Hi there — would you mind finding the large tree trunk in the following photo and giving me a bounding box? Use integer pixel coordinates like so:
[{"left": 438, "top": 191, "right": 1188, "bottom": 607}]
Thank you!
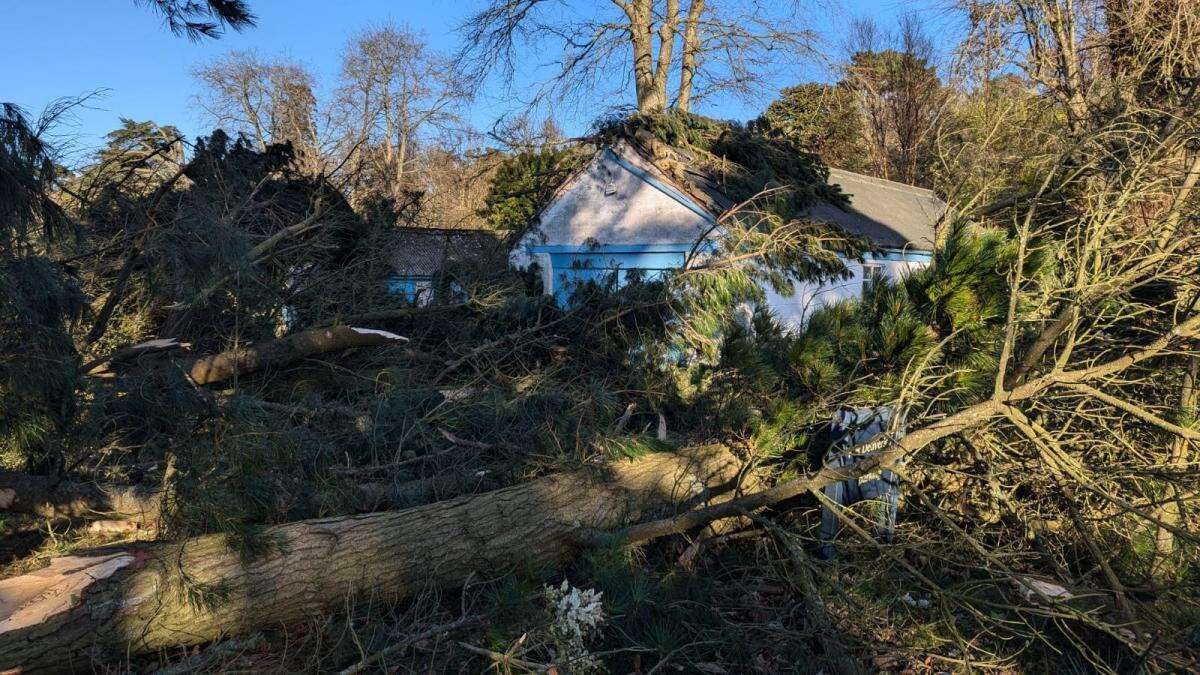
[
  {"left": 187, "top": 325, "right": 407, "bottom": 385},
  {"left": 676, "top": 0, "right": 705, "bottom": 113},
  {"left": 623, "top": 0, "right": 665, "bottom": 113},
  {"left": 0, "top": 445, "right": 746, "bottom": 672},
  {"left": 652, "top": 0, "right": 680, "bottom": 109},
  {"left": 0, "top": 471, "right": 162, "bottom": 526}
]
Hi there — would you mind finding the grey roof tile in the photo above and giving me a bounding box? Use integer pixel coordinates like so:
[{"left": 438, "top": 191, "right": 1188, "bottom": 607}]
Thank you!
[{"left": 806, "top": 169, "right": 943, "bottom": 251}]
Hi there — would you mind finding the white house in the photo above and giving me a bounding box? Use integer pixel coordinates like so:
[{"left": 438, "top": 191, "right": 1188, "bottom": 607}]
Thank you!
[{"left": 510, "top": 137, "right": 945, "bottom": 330}]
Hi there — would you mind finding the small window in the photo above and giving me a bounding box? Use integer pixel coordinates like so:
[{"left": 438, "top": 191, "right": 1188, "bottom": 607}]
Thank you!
[{"left": 862, "top": 263, "right": 885, "bottom": 294}]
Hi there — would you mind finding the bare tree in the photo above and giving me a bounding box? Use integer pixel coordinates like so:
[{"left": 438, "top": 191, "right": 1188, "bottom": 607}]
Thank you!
[
  {"left": 192, "top": 51, "right": 323, "bottom": 172},
  {"left": 953, "top": 0, "right": 1108, "bottom": 136},
  {"left": 842, "top": 16, "right": 945, "bottom": 185},
  {"left": 456, "top": 0, "right": 818, "bottom": 115},
  {"left": 335, "top": 25, "right": 470, "bottom": 205}
]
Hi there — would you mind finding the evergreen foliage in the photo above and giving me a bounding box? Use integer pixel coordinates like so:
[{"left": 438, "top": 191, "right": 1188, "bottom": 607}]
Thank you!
[
  {"left": 0, "top": 103, "right": 71, "bottom": 253},
  {"left": 478, "top": 146, "right": 585, "bottom": 232},
  {"left": 0, "top": 258, "right": 86, "bottom": 469},
  {"left": 139, "top": 0, "right": 256, "bottom": 40},
  {"left": 0, "top": 104, "right": 85, "bottom": 469},
  {"left": 753, "top": 83, "right": 868, "bottom": 172},
  {"left": 78, "top": 118, "right": 184, "bottom": 209}
]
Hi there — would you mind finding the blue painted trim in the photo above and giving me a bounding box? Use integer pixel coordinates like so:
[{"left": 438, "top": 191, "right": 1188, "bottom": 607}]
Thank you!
[
  {"left": 387, "top": 275, "right": 433, "bottom": 300},
  {"left": 869, "top": 249, "right": 934, "bottom": 262},
  {"left": 548, "top": 251, "right": 688, "bottom": 271},
  {"left": 603, "top": 148, "right": 718, "bottom": 225},
  {"left": 530, "top": 243, "right": 928, "bottom": 262},
  {"left": 530, "top": 242, "right": 705, "bottom": 254}
]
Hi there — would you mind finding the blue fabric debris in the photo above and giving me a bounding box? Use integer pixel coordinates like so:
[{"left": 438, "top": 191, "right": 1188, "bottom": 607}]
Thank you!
[{"left": 819, "top": 406, "right": 905, "bottom": 558}]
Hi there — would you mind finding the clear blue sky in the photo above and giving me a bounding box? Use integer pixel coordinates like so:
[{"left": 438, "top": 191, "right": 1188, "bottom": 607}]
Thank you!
[{"left": 3, "top": 0, "right": 951, "bottom": 162}]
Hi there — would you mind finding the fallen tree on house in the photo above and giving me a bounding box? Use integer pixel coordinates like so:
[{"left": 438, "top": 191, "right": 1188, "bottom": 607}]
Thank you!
[
  {"left": 84, "top": 325, "right": 409, "bottom": 385},
  {"left": 0, "top": 444, "right": 748, "bottom": 672}
]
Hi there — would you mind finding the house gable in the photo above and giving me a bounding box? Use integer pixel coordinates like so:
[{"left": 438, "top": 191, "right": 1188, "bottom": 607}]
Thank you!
[{"left": 510, "top": 140, "right": 715, "bottom": 269}]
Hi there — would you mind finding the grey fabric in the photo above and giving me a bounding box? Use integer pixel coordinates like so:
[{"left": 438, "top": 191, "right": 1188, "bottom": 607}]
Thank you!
[{"left": 820, "top": 406, "right": 905, "bottom": 558}]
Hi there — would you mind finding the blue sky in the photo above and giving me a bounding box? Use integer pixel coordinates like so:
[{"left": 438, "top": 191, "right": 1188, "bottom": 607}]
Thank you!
[{"left": 3, "top": 0, "right": 951, "bottom": 162}]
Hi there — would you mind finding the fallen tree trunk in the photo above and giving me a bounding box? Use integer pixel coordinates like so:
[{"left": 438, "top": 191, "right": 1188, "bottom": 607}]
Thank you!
[
  {"left": 0, "top": 445, "right": 745, "bottom": 672},
  {"left": 0, "top": 471, "right": 162, "bottom": 526},
  {"left": 187, "top": 325, "right": 409, "bottom": 385},
  {"left": 605, "top": 312, "right": 1200, "bottom": 548},
  {"left": 85, "top": 326, "right": 409, "bottom": 385}
]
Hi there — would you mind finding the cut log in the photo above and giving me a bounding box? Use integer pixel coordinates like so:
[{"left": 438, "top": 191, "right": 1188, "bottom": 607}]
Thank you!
[{"left": 0, "top": 445, "right": 745, "bottom": 672}]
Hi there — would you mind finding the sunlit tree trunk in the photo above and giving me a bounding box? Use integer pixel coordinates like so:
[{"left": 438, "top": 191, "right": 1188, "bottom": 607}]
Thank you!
[
  {"left": 0, "top": 446, "right": 746, "bottom": 672},
  {"left": 1153, "top": 355, "right": 1198, "bottom": 577},
  {"left": 676, "top": 0, "right": 705, "bottom": 113}
]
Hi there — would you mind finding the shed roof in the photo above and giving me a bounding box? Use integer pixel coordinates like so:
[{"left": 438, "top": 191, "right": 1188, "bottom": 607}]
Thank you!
[
  {"left": 808, "top": 169, "right": 944, "bottom": 252},
  {"left": 390, "top": 227, "right": 505, "bottom": 278}
]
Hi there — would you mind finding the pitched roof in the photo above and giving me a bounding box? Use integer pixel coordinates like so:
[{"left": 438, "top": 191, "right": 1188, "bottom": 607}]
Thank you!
[
  {"left": 390, "top": 227, "right": 505, "bottom": 278},
  {"left": 618, "top": 132, "right": 944, "bottom": 252},
  {"left": 808, "top": 169, "right": 943, "bottom": 251}
]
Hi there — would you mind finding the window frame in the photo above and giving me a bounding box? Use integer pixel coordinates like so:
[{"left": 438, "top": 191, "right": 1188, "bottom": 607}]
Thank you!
[{"left": 862, "top": 262, "right": 886, "bottom": 294}]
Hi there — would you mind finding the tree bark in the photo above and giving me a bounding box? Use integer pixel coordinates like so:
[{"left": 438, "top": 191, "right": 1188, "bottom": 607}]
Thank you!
[
  {"left": 1153, "top": 354, "right": 1199, "bottom": 576},
  {"left": 676, "top": 0, "right": 705, "bottom": 113},
  {"left": 186, "top": 325, "right": 407, "bottom": 386},
  {"left": 0, "top": 471, "right": 162, "bottom": 526},
  {"left": 622, "top": 0, "right": 664, "bottom": 113},
  {"left": 604, "top": 312, "right": 1200, "bottom": 547},
  {"left": 652, "top": 0, "right": 680, "bottom": 110},
  {"left": 0, "top": 445, "right": 746, "bottom": 672}
]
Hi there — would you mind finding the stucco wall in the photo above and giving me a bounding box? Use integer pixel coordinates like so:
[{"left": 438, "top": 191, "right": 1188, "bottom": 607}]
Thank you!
[{"left": 762, "top": 255, "right": 930, "bottom": 331}]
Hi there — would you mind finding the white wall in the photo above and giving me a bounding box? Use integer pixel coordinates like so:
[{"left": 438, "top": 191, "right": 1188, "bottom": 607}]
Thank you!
[
  {"left": 763, "top": 256, "right": 929, "bottom": 332},
  {"left": 511, "top": 142, "right": 714, "bottom": 268}
]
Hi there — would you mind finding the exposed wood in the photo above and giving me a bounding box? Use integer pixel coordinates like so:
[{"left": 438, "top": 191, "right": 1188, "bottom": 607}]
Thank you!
[
  {"left": 82, "top": 337, "right": 191, "bottom": 376},
  {"left": 0, "top": 445, "right": 746, "bottom": 672}
]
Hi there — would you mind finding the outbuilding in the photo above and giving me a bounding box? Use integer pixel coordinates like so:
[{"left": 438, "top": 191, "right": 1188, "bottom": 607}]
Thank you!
[{"left": 510, "top": 135, "right": 946, "bottom": 329}]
